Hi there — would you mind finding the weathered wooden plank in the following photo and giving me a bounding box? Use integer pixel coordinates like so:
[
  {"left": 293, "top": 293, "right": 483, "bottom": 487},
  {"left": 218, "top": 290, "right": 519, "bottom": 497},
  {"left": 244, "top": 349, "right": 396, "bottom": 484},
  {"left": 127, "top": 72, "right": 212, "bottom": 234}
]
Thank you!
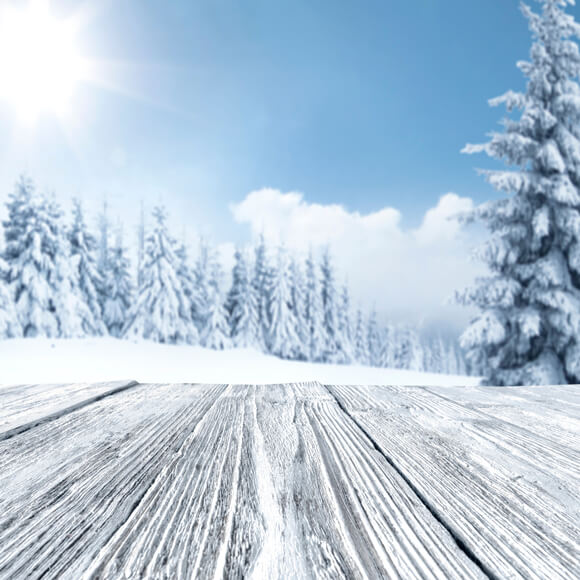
[
  {"left": 288, "top": 384, "right": 484, "bottom": 579},
  {"left": 83, "top": 383, "right": 483, "bottom": 579},
  {"left": 0, "top": 382, "right": 578, "bottom": 579},
  {"left": 0, "top": 380, "right": 139, "bottom": 440},
  {"left": 328, "top": 384, "right": 580, "bottom": 580},
  {"left": 421, "top": 384, "right": 580, "bottom": 449},
  {"left": 0, "top": 382, "right": 226, "bottom": 579}
]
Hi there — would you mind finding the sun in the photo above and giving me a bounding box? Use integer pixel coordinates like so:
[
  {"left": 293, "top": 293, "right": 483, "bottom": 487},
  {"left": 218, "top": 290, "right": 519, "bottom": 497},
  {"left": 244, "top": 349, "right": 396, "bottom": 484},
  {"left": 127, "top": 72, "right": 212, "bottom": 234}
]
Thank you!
[{"left": 0, "top": 0, "right": 87, "bottom": 124}]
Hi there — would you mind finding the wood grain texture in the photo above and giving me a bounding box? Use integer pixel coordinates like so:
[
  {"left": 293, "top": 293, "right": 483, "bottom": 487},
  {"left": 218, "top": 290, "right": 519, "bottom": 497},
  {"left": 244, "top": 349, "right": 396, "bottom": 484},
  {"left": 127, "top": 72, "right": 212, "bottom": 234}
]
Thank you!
[
  {"left": 0, "top": 382, "right": 578, "bottom": 579},
  {"left": 328, "top": 384, "right": 580, "bottom": 580}
]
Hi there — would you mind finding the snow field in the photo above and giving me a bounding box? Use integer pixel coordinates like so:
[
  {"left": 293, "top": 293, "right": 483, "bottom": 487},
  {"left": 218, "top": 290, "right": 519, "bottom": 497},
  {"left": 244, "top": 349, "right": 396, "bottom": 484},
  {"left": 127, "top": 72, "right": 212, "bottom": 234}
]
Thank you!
[{"left": 0, "top": 337, "right": 480, "bottom": 387}]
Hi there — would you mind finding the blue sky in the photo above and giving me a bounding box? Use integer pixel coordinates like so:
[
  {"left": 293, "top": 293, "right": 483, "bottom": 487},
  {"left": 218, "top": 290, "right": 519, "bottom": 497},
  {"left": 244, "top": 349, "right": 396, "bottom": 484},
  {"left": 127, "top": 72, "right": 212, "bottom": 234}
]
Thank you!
[
  {"left": 0, "top": 0, "right": 552, "bottom": 227},
  {"left": 1, "top": 0, "right": 578, "bottom": 327}
]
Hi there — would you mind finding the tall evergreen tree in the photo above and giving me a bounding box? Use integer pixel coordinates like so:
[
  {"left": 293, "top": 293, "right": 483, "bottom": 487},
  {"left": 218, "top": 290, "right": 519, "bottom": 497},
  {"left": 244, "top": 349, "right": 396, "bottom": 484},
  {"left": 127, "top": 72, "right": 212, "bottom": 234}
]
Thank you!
[
  {"left": 3, "top": 177, "right": 57, "bottom": 337},
  {"left": 200, "top": 253, "right": 231, "bottom": 349},
  {"left": 428, "top": 334, "right": 446, "bottom": 374},
  {"left": 175, "top": 241, "right": 200, "bottom": 345},
  {"left": 252, "top": 234, "right": 271, "bottom": 348},
  {"left": 252, "top": 233, "right": 269, "bottom": 349},
  {"left": 353, "top": 307, "right": 368, "bottom": 364},
  {"left": 225, "top": 246, "right": 245, "bottom": 321},
  {"left": 192, "top": 236, "right": 213, "bottom": 334},
  {"left": 226, "top": 246, "right": 259, "bottom": 347},
  {"left": 366, "top": 307, "right": 381, "bottom": 367},
  {"left": 267, "top": 245, "right": 300, "bottom": 358},
  {"left": 52, "top": 228, "right": 96, "bottom": 339},
  {"left": 389, "top": 324, "right": 422, "bottom": 371},
  {"left": 379, "top": 323, "right": 394, "bottom": 368},
  {"left": 304, "top": 248, "right": 325, "bottom": 361},
  {"left": 459, "top": 0, "right": 580, "bottom": 385},
  {"left": 2, "top": 178, "right": 88, "bottom": 337},
  {"left": 137, "top": 200, "right": 145, "bottom": 289},
  {"left": 336, "top": 283, "right": 354, "bottom": 363},
  {"left": 288, "top": 255, "right": 308, "bottom": 359},
  {"left": 103, "top": 231, "right": 133, "bottom": 337},
  {"left": 320, "top": 248, "right": 343, "bottom": 362},
  {"left": 0, "top": 257, "right": 21, "bottom": 338},
  {"left": 407, "top": 326, "right": 425, "bottom": 371},
  {"left": 98, "top": 199, "right": 109, "bottom": 277},
  {"left": 124, "top": 206, "right": 195, "bottom": 344},
  {"left": 69, "top": 198, "right": 107, "bottom": 335}
]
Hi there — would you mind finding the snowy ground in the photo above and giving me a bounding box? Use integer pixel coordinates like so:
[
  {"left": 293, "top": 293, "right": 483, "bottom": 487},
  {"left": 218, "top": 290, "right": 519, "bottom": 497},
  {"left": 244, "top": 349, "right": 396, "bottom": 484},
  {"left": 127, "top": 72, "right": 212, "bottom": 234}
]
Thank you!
[
  {"left": 0, "top": 380, "right": 578, "bottom": 578},
  {"left": 0, "top": 337, "right": 480, "bottom": 386}
]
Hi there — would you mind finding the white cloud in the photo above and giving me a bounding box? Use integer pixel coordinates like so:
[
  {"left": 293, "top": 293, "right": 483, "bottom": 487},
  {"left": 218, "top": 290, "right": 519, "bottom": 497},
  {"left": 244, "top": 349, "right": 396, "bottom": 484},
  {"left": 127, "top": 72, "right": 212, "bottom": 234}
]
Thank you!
[
  {"left": 230, "top": 188, "right": 484, "bottom": 330},
  {"left": 413, "top": 193, "right": 474, "bottom": 246}
]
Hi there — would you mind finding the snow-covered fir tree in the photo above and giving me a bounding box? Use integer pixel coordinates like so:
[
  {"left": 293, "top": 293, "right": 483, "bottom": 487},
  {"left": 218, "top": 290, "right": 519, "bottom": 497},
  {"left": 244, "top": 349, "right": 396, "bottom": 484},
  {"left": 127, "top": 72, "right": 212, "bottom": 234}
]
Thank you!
[
  {"left": 366, "top": 307, "right": 382, "bottom": 367},
  {"left": 175, "top": 241, "right": 200, "bottom": 345},
  {"left": 288, "top": 255, "right": 308, "bottom": 360},
  {"left": 200, "top": 252, "right": 231, "bottom": 350},
  {"left": 137, "top": 200, "right": 145, "bottom": 289},
  {"left": 459, "top": 0, "right": 580, "bottom": 385},
  {"left": 320, "top": 248, "right": 346, "bottom": 362},
  {"left": 336, "top": 283, "right": 354, "bottom": 363},
  {"left": 69, "top": 198, "right": 107, "bottom": 335},
  {"left": 353, "top": 307, "right": 368, "bottom": 364},
  {"left": 251, "top": 233, "right": 269, "bottom": 349},
  {"left": 124, "top": 206, "right": 196, "bottom": 344},
  {"left": 426, "top": 334, "right": 446, "bottom": 374},
  {"left": 379, "top": 323, "right": 394, "bottom": 368},
  {"left": 98, "top": 199, "right": 109, "bottom": 278},
  {"left": 390, "top": 325, "right": 424, "bottom": 371},
  {"left": 103, "top": 231, "right": 133, "bottom": 337},
  {"left": 3, "top": 177, "right": 58, "bottom": 337},
  {"left": 266, "top": 245, "right": 300, "bottom": 358},
  {"left": 2, "top": 178, "right": 89, "bottom": 338},
  {"left": 52, "top": 233, "right": 97, "bottom": 339},
  {"left": 407, "top": 326, "right": 425, "bottom": 371},
  {"left": 0, "top": 256, "right": 21, "bottom": 338},
  {"left": 304, "top": 248, "right": 325, "bottom": 361},
  {"left": 226, "top": 246, "right": 243, "bottom": 317},
  {"left": 226, "top": 246, "right": 259, "bottom": 347},
  {"left": 192, "top": 236, "right": 213, "bottom": 335}
]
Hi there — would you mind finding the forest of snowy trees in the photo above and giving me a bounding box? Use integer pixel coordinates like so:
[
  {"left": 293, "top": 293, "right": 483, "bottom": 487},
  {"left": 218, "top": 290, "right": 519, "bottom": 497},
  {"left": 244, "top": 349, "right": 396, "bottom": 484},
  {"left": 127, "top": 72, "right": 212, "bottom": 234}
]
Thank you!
[{"left": 0, "top": 175, "right": 467, "bottom": 375}]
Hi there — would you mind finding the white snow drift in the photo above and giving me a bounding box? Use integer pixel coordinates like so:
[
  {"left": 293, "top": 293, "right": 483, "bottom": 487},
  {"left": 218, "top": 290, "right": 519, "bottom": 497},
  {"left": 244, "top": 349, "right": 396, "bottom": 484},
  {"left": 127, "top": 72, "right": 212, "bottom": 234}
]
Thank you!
[{"left": 0, "top": 337, "right": 480, "bottom": 386}]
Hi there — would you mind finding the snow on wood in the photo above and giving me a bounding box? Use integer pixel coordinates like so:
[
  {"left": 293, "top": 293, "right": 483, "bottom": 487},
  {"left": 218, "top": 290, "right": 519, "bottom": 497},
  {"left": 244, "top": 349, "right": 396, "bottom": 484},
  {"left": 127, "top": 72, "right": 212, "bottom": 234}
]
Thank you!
[
  {"left": 329, "top": 384, "right": 580, "bottom": 579},
  {"left": 0, "top": 380, "right": 138, "bottom": 440},
  {"left": 0, "top": 382, "right": 578, "bottom": 579}
]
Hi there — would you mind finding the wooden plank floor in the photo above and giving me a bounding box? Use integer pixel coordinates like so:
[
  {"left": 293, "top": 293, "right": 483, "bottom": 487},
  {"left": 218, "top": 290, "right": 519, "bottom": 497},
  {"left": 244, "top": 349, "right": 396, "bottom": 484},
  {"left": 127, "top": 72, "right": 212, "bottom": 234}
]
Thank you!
[{"left": 0, "top": 382, "right": 578, "bottom": 579}]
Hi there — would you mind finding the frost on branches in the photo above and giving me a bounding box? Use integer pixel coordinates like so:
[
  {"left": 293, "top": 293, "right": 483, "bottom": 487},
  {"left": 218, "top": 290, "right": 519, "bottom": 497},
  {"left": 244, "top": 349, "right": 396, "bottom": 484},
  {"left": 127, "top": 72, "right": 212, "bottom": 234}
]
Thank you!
[{"left": 459, "top": 0, "right": 580, "bottom": 385}]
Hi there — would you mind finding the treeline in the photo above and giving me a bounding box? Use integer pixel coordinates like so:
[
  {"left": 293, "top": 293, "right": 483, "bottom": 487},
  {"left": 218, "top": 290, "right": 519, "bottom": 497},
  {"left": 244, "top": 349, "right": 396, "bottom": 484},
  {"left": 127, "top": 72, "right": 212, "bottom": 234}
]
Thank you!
[{"left": 0, "top": 176, "right": 468, "bottom": 375}]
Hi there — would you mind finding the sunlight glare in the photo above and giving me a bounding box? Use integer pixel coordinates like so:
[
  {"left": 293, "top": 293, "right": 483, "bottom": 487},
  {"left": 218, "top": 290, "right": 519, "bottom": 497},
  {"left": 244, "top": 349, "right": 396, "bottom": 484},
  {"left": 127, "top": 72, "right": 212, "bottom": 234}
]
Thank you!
[{"left": 0, "top": 0, "right": 87, "bottom": 124}]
